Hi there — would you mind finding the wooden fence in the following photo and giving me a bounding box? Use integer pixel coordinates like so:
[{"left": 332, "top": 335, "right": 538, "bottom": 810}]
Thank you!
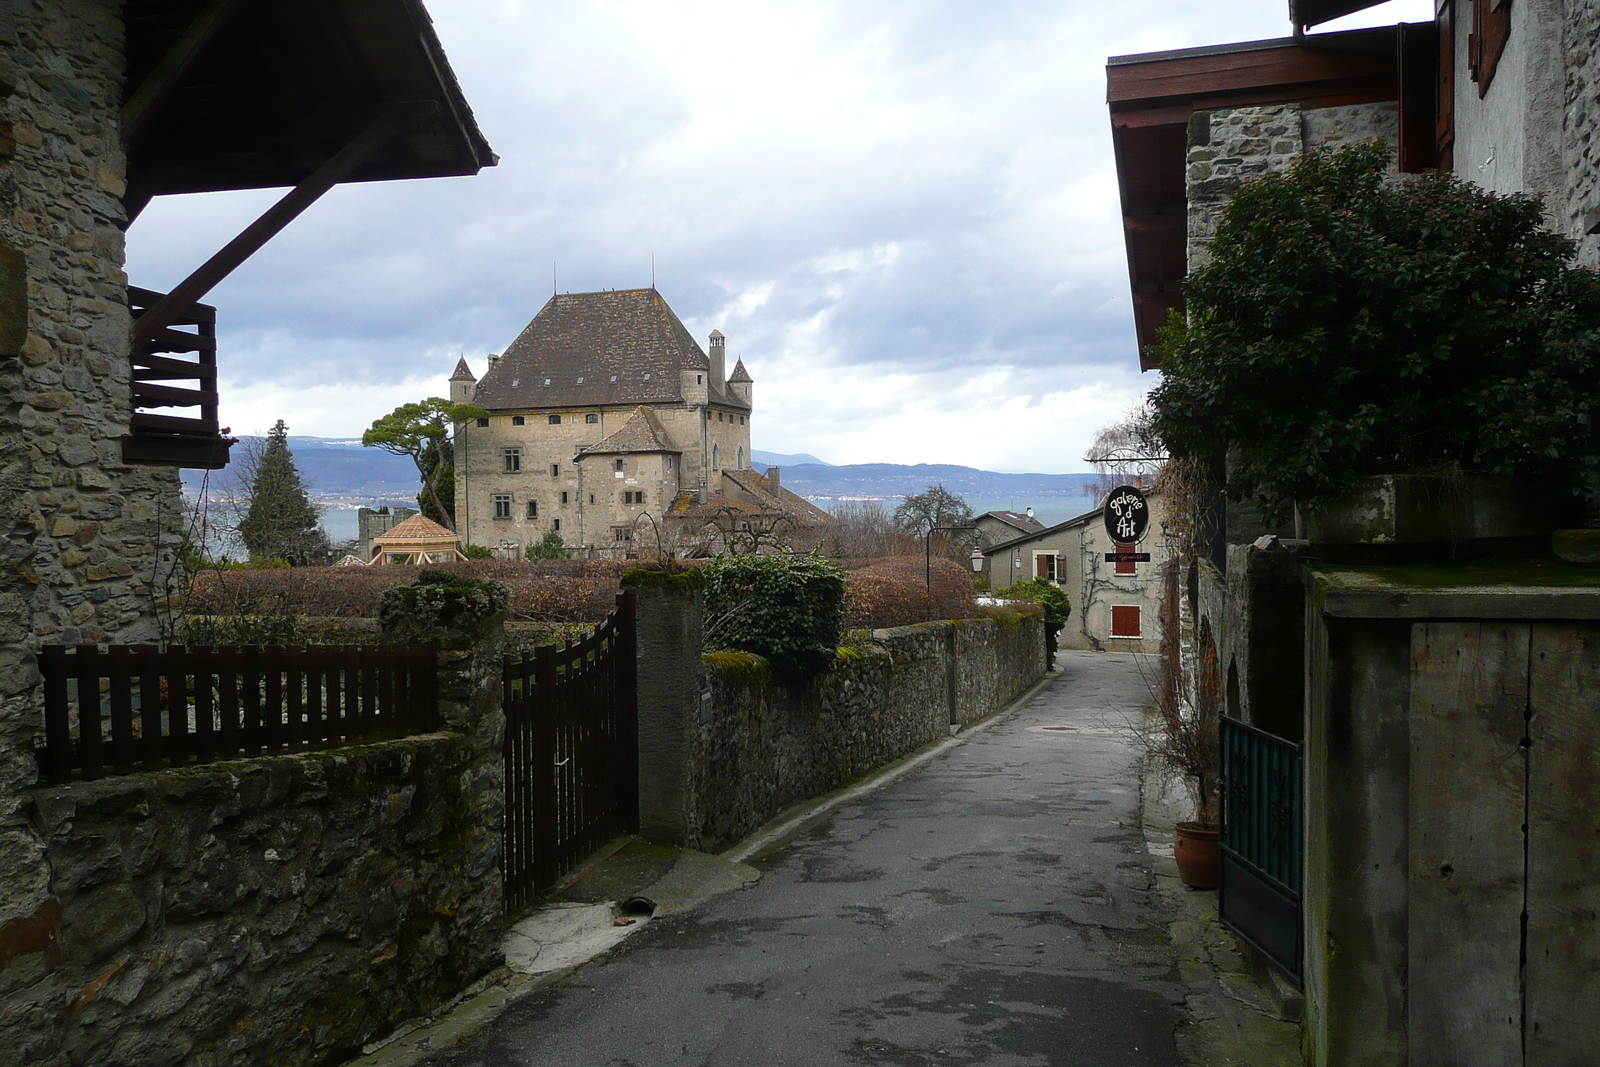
[
  {"left": 502, "top": 592, "right": 637, "bottom": 912},
  {"left": 37, "top": 643, "right": 439, "bottom": 784}
]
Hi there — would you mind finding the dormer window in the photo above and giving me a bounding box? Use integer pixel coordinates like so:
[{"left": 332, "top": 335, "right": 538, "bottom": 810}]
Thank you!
[
  {"left": 643, "top": 373, "right": 651, "bottom": 381},
  {"left": 610, "top": 375, "right": 617, "bottom": 382},
  {"left": 576, "top": 377, "right": 584, "bottom": 384},
  {"left": 543, "top": 379, "right": 551, "bottom": 386}
]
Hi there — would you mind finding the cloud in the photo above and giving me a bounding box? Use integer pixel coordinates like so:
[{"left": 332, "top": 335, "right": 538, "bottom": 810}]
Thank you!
[{"left": 124, "top": 0, "right": 1431, "bottom": 472}]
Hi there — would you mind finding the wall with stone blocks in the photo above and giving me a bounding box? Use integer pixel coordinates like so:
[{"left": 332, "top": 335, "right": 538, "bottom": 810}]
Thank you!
[
  {"left": 0, "top": 735, "right": 503, "bottom": 1067},
  {"left": 682, "top": 612, "right": 1045, "bottom": 852}
]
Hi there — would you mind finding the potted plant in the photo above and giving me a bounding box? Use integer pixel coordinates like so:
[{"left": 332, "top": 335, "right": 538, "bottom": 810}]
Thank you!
[{"left": 1149, "top": 143, "right": 1600, "bottom": 536}]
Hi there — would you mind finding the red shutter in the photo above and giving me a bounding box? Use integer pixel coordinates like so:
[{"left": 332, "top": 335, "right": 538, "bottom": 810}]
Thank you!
[
  {"left": 1115, "top": 542, "right": 1137, "bottom": 575},
  {"left": 1111, "top": 605, "right": 1141, "bottom": 638}
]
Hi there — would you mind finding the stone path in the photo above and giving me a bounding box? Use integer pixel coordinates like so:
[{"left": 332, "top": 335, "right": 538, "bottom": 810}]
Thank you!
[{"left": 424, "top": 651, "right": 1194, "bottom": 1066}]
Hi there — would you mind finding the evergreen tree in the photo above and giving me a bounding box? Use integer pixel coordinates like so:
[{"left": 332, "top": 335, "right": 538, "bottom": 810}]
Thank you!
[
  {"left": 418, "top": 435, "right": 455, "bottom": 527},
  {"left": 238, "top": 421, "right": 329, "bottom": 565}
]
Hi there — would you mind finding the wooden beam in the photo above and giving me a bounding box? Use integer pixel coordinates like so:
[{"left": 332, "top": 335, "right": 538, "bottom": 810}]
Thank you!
[
  {"left": 120, "top": 0, "right": 250, "bottom": 152},
  {"left": 130, "top": 103, "right": 438, "bottom": 352}
]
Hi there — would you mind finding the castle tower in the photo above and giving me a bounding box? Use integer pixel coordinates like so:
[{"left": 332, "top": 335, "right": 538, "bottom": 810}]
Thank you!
[
  {"left": 728, "top": 357, "right": 753, "bottom": 408},
  {"left": 449, "top": 356, "right": 477, "bottom": 404}
]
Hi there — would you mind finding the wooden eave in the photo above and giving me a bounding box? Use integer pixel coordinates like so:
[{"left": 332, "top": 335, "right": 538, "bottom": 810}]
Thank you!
[
  {"left": 1107, "top": 26, "right": 1400, "bottom": 372},
  {"left": 122, "top": 0, "right": 496, "bottom": 210}
]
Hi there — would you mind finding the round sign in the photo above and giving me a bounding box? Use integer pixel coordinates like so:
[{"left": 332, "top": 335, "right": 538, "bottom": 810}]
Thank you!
[{"left": 1103, "top": 485, "right": 1149, "bottom": 544}]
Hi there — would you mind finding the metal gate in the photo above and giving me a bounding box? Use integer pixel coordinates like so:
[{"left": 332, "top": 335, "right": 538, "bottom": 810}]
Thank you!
[
  {"left": 1219, "top": 714, "right": 1303, "bottom": 979},
  {"left": 502, "top": 592, "right": 637, "bottom": 912}
]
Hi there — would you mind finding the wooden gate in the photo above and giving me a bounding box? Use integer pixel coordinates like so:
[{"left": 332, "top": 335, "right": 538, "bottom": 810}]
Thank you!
[{"left": 502, "top": 592, "right": 638, "bottom": 912}]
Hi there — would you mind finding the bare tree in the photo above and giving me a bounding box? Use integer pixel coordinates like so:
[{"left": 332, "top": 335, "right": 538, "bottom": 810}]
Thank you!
[
  {"left": 825, "top": 500, "right": 917, "bottom": 559},
  {"left": 708, "top": 501, "right": 799, "bottom": 555},
  {"left": 1083, "top": 402, "right": 1168, "bottom": 505}
]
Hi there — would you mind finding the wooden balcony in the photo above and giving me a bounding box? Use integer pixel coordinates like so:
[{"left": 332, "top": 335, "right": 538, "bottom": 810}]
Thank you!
[{"left": 120, "top": 285, "right": 234, "bottom": 469}]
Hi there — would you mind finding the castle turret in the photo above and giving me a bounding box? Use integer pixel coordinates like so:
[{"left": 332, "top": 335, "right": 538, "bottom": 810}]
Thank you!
[
  {"left": 449, "top": 357, "right": 477, "bottom": 404},
  {"left": 728, "top": 357, "right": 752, "bottom": 408},
  {"left": 708, "top": 330, "right": 726, "bottom": 397}
]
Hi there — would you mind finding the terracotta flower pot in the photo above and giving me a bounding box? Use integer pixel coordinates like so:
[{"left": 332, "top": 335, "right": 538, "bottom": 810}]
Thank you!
[{"left": 1174, "top": 821, "right": 1220, "bottom": 889}]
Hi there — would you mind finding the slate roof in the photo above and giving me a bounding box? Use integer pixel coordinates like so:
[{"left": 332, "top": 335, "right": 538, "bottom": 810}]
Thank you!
[
  {"left": 978, "top": 510, "right": 1046, "bottom": 535},
  {"left": 719, "top": 469, "right": 834, "bottom": 524},
  {"left": 577, "top": 407, "right": 680, "bottom": 456},
  {"left": 473, "top": 288, "right": 744, "bottom": 411},
  {"left": 449, "top": 357, "right": 476, "bottom": 382},
  {"left": 729, "top": 358, "right": 753, "bottom": 383}
]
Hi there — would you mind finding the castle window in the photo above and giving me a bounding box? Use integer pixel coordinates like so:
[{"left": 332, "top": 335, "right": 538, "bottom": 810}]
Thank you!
[
  {"left": 548, "top": 414, "right": 561, "bottom": 425},
  {"left": 586, "top": 413, "right": 598, "bottom": 424},
  {"left": 737, "top": 446, "right": 744, "bottom": 469},
  {"left": 697, "top": 375, "right": 703, "bottom": 384},
  {"left": 526, "top": 500, "right": 538, "bottom": 519},
  {"left": 624, "top": 491, "right": 645, "bottom": 505},
  {"left": 614, "top": 458, "right": 624, "bottom": 472},
  {"left": 740, "top": 416, "right": 746, "bottom": 425},
  {"left": 613, "top": 526, "right": 627, "bottom": 541},
  {"left": 553, "top": 518, "right": 561, "bottom": 531},
  {"left": 476, "top": 418, "right": 489, "bottom": 428},
  {"left": 712, "top": 444, "right": 720, "bottom": 469},
  {"left": 492, "top": 494, "right": 511, "bottom": 520},
  {"left": 512, "top": 415, "right": 525, "bottom": 426},
  {"left": 589, "top": 493, "right": 595, "bottom": 504},
  {"left": 551, "top": 463, "right": 559, "bottom": 477},
  {"left": 561, "top": 491, "right": 569, "bottom": 504},
  {"left": 502, "top": 448, "right": 520, "bottom": 472},
  {"left": 717, "top": 412, "right": 723, "bottom": 422}
]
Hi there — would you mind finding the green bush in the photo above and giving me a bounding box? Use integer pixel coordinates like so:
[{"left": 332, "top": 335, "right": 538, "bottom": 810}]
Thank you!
[
  {"left": 461, "top": 543, "right": 493, "bottom": 559},
  {"left": 1150, "top": 142, "right": 1600, "bottom": 523},
  {"left": 703, "top": 554, "right": 846, "bottom": 678},
  {"left": 996, "top": 578, "right": 1070, "bottom": 668},
  {"left": 526, "top": 530, "right": 567, "bottom": 561}
]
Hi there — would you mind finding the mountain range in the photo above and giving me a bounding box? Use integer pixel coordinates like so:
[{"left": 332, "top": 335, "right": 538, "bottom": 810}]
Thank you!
[{"left": 183, "top": 439, "right": 1103, "bottom": 527}]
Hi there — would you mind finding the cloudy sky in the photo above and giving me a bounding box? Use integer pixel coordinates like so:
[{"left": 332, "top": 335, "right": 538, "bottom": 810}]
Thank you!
[{"left": 126, "top": 0, "right": 1429, "bottom": 474}]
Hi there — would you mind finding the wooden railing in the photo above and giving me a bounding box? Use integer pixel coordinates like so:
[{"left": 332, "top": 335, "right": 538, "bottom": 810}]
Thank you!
[
  {"left": 120, "top": 285, "right": 233, "bottom": 469},
  {"left": 36, "top": 643, "right": 439, "bottom": 784},
  {"left": 502, "top": 593, "right": 637, "bottom": 911}
]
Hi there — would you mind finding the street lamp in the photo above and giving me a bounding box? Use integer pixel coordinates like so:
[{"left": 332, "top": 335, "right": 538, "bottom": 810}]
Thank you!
[{"left": 969, "top": 545, "right": 984, "bottom": 573}]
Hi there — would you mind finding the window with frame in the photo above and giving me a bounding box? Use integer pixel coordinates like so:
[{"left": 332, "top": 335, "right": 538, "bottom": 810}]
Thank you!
[
  {"left": 613, "top": 526, "right": 627, "bottom": 541},
  {"left": 1110, "top": 605, "right": 1142, "bottom": 638},
  {"left": 525, "top": 500, "right": 538, "bottom": 519},
  {"left": 586, "top": 413, "right": 598, "bottom": 424},
  {"left": 614, "top": 458, "right": 624, "bottom": 472},
  {"left": 492, "top": 494, "right": 512, "bottom": 520},
  {"left": 560, "top": 491, "right": 569, "bottom": 504},
  {"left": 512, "top": 415, "right": 525, "bottom": 426},
  {"left": 476, "top": 417, "right": 489, "bottom": 428},
  {"left": 502, "top": 448, "right": 521, "bottom": 473},
  {"left": 588, "top": 493, "right": 595, "bottom": 504},
  {"left": 550, "top": 463, "right": 560, "bottom": 477},
  {"left": 552, "top": 518, "right": 561, "bottom": 531},
  {"left": 1034, "top": 552, "right": 1058, "bottom": 582},
  {"left": 624, "top": 491, "right": 645, "bottom": 505},
  {"left": 548, "top": 414, "right": 561, "bottom": 425},
  {"left": 1115, "top": 542, "right": 1136, "bottom": 575}
]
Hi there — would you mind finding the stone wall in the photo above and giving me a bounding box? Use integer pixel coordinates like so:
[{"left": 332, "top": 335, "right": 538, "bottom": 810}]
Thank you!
[
  {"left": 1564, "top": 0, "right": 1600, "bottom": 266},
  {"left": 2, "top": 735, "right": 498, "bottom": 1067},
  {"left": 0, "top": 577, "right": 508, "bottom": 1067},
  {"left": 681, "top": 612, "right": 1045, "bottom": 852}
]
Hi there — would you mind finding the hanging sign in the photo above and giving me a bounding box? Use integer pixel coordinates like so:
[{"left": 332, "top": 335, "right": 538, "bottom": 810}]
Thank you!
[{"left": 1102, "top": 485, "right": 1151, "bottom": 563}]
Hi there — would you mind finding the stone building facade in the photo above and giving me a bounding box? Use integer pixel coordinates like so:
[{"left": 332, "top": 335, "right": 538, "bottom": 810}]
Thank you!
[{"left": 451, "top": 288, "right": 757, "bottom": 554}]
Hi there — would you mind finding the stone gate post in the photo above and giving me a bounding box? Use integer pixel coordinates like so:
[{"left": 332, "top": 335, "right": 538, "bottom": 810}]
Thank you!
[{"left": 620, "top": 569, "right": 704, "bottom": 845}]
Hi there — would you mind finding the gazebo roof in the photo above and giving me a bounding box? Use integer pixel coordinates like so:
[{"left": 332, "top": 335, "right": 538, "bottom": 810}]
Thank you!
[{"left": 371, "top": 514, "right": 461, "bottom": 544}]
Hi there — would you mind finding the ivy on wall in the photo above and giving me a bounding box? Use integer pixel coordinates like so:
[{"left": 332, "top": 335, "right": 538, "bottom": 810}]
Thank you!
[{"left": 703, "top": 554, "right": 846, "bottom": 678}]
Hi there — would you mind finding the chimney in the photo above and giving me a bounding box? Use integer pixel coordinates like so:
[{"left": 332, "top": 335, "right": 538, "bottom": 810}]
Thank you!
[
  {"left": 708, "top": 330, "right": 726, "bottom": 396},
  {"left": 767, "top": 465, "right": 780, "bottom": 491}
]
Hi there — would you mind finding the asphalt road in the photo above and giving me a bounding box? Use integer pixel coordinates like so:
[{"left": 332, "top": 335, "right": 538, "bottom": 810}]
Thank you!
[{"left": 431, "top": 651, "right": 1181, "bottom": 1067}]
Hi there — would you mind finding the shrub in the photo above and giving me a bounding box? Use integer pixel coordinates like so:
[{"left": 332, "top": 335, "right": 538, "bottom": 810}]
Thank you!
[
  {"left": 994, "top": 577, "right": 1070, "bottom": 668},
  {"left": 525, "top": 530, "right": 567, "bottom": 561},
  {"left": 1150, "top": 142, "right": 1600, "bottom": 523},
  {"left": 461, "top": 543, "right": 493, "bottom": 559},
  {"left": 843, "top": 556, "right": 978, "bottom": 629},
  {"left": 703, "top": 554, "right": 846, "bottom": 677}
]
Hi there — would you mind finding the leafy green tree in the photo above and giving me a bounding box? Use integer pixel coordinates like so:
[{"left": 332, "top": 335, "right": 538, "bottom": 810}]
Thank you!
[
  {"left": 237, "top": 420, "right": 329, "bottom": 566},
  {"left": 1150, "top": 142, "right": 1600, "bottom": 523},
  {"left": 525, "top": 529, "right": 567, "bottom": 561},
  {"left": 892, "top": 484, "right": 974, "bottom": 537},
  {"left": 362, "top": 398, "right": 486, "bottom": 531}
]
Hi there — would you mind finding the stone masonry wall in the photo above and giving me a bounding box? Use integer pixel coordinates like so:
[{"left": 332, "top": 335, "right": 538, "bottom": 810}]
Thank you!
[
  {"left": 685, "top": 612, "right": 1045, "bottom": 852},
  {"left": 1564, "top": 1, "right": 1600, "bottom": 267},
  {"left": 0, "top": 0, "right": 187, "bottom": 934}
]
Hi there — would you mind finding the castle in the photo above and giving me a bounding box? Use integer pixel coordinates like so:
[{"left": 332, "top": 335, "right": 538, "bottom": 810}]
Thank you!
[{"left": 452, "top": 287, "right": 803, "bottom": 554}]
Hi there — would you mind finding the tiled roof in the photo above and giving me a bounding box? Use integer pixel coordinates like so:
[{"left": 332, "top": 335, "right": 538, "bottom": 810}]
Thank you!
[
  {"left": 728, "top": 358, "right": 752, "bottom": 383},
  {"left": 373, "top": 514, "right": 460, "bottom": 542},
  {"left": 719, "top": 469, "right": 834, "bottom": 524},
  {"left": 450, "top": 357, "right": 476, "bottom": 382},
  {"left": 577, "top": 406, "right": 680, "bottom": 456},
  {"left": 980, "top": 510, "right": 1046, "bottom": 534},
  {"left": 472, "top": 288, "right": 716, "bottom": 411}
]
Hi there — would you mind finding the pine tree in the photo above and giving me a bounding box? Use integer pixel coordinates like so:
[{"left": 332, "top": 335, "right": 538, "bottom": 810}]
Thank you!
[{"left": 238, "top": 421, "right": 329, "bottom": 565}]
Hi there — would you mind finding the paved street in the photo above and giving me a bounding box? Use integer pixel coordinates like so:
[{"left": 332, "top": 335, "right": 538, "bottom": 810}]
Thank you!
[{"left": 432, "top": 651, "right": 1182, "bottom": 1066}]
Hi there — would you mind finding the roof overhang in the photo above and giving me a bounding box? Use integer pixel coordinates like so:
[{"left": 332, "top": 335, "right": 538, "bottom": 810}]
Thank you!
[
  {"left": 1107, "top": 25, "right": 1399, "bottom": 371},
  {"left": 1290, "top": 0, "right": 1393, "bottom": 31},
  {"left": 123, "top": 0, "right": 496, "bottom": 216}
]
